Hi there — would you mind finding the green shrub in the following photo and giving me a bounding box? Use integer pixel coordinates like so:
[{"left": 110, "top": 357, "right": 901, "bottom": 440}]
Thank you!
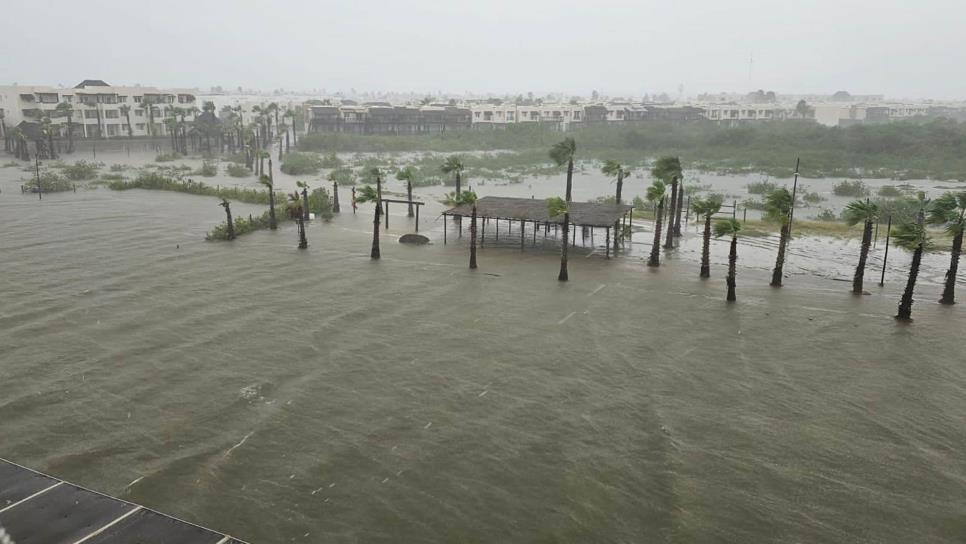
[
  {"left": 802, "top": 191, "right": 825, "bottom": 204},
  {"left": 155, "top": 153, "right": 178, "bottom": 162},
  {"left": 196, "top": 160, "right": 218, "bottom": 177},
  {"left": 742, "top": 199, "right": 766, "bottom": 210},
  {"left": 320, "top": 153, "right": 343, "bottom": 168},
  {"left": 110, "top": 164, "right": 127, "bottom": 172},
  {"left": 224, "top": 152, "right": 247, "bottom": 164},
  {"left": 62, "top": 160, "right": 100, "bottom": 180},
  {"left": 877, "top": 185, "right": 903, "bottom": 197},
  {"left": 110, "top": 172, "right": 275, "bottom": 205},
  {"left": 206, "top": 207, "right": 286, "bottom": 241},
  {"left": 309, "top": 188, "right": 334, "bottom": 221},
  {"left": 746, "top": 180, "right": 778, "bottom": 195},
  {"left": 100, "top": 173, "right": 125, "bottom": 182},
  {"left": 815, "top": 208, "right": 838, "bottom": 221},
  {"left": 832, "top": 179, "right": 869, "bottom": 197},
  {"left": 226, "top": 163, "right": 251, "bottom": 177},
  {"left": 327, "top": 167, "right": 357, "bottom": 186},
  {"left": 280, "top": 152, "right": 323, "bottom": 175},
  {"left": 30, "top": 171, "right": 74, "bottom": 192}
]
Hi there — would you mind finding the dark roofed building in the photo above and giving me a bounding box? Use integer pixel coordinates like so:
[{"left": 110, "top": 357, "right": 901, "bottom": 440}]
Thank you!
[{"left": 74, "top": 79, "right": 111, "bottom": 89}]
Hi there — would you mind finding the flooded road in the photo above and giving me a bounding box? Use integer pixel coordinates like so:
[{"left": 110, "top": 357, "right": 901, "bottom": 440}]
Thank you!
[{"left": 2, "top": 156, "right": 965, "bottom": 543}]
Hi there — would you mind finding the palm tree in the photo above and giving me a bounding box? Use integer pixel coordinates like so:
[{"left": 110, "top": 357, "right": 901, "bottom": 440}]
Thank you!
[
  {"left": 219, "top": 199, "right": 235, "bottom": 240},
  {"left": 692, "top": 195, "right": 723, "bottom": 278},
  {"left": 355, "top": 168, "right": 384, "bottom": 259},
  {"left": 646, "top": 180, "right": 667, "bottom": 267},
  {"left": 259, "top": 172, "right": 278, "bottom": 230},
  {"left": 331, "top": 180, "right": 341, "bottom": 213},
  {"left": 441, "top": 155, "right": 465, "bottom": 196},
  {"left": 119, "top": 104, "right": 133, "bottom": 138},
  {"left": 765, "top": 188, "right": 794, "bottom": 287},
  {"left": 288, "top": 192, "right": 308, "bottom": 249},
  {"left": 396, "top": 166, "right": 418, "bottom": 217},
  {"left": 141, "top": 97, "right": 157, "bottom": 137},
  {"left": 85, "top": 102, "right": 101, "bottom": 139},
  {"left": 652, "top": 156, "right": 682, "bottom": 249},
  {"left": 453, "top": 191, "right": 479, "bottom": 269},
  {"left": 40, "top": 114, "right": 57, "bottom": 160},
  {"left": 286, "top": 107, "right": 299, "bottom": 146},
  {"left": 893, "top": 217, "right": 932, "bottom": 321},
  {"left": 842, "top": 199, "right": 880, "bottom": 294},
  {"left": 602, "top": 159, "right": 631, "bottom": 251},
  {"left": 0, "top": 109, "right": 6, "bottom": 152},
  {"left": 714, "top": 219, "right": 743, "bottom": 302},
  {"left": 549, "top": 137, "right": 577, "bottom": 281},
  {"left": 54, "top": 102, "right": 74, "bottom": 153},
  {"left": 296, "top": 181, "right": 310, "bottom": 221},
  {"left": 927, "top": 191, "right": 966, "bottom": 304}
]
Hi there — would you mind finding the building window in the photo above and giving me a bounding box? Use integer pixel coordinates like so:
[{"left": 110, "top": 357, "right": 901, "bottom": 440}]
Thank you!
[
  {"left": 135, "top": 110, "right": 144, "bottom": 117},
  {"left": 84, "top": 110, "right": 98, "bottom": 119},
  {"left": 105, "top": 110, "right": 119, "bottom": 119},
  {"left": 136, "top": 123, "right": 146, "bottom": 131},
  {"left": 134, "top": 96, "right": 143, "bottom": 103},
  {"left": 118, "top": 96, "right": 128, "bottom": 103}
]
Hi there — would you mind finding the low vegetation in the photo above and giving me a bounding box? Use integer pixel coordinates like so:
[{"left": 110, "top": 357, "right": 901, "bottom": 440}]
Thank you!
[
  {"left": 108, "top": 172, "right": 277, "bottom": 205},
  {"left": 280, "top": 152, "right": 323, "bottom": 175},
  {"left": 832, "top": 179, "right": 870, "bottom": 197},
  {"left": 226, "top": 163, "right": 251, "bottom": 177}
]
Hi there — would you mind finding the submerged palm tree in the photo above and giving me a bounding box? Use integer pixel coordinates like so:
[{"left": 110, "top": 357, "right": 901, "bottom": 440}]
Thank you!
[
  {"left": 646, "top": 180, "right": 667, "bottom": 267},
  {"left": 549, "top": 138, "right": 577, "bottom": 281},
  {"left": 714, "top": 219, "right": 744, "bottom": 302},
  {"left": 765, "top": 188, "right": 794, "bottom": 287},
  {"left": 296, "top": 181, "right": 310, "bottom": 221},
  {"left": 288, "top": 193, "right": 308, "bottom": 249},
  {"left": 652, "top": 156, "right": 682, "bottom": 249},
  {"left": 441, "top": 155, "right": 465, "bottom": 196},
  {"left": 259, "top": 173, "right": 278, "bottom": 230},
  {"left": 219, "top": 199, "right": 235, "bottom": 240},
  {"left": 396, "top": 166, "right": 417, "bottom": 217},
  {"left": 602, "top": 159, "right": 632, "bottom": 251},
  {"left": 893, "top": 217, "right": 932, "bottom": 321},
  {"left": 927, "top": 192, "right": 966, "bottom": 304},
  {"left": 843, "top": 199, "right": 880, "bottom": 294},
  {"left": 355, "top": 168, "right": 384, "bottom": 259},
  {"left": 692, "top": 195, "right": 723, "bottom": 278},
  {"left": 451, "top": 191, "right": 479, "bottom": 269}
]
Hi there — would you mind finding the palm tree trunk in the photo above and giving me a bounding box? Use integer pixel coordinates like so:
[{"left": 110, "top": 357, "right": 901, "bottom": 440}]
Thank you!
[
  {"left": 896, "top": 244, "right": 924, "bottom": 320},
  {"left": 285, "top": 130, "right": 290, "bottom": 154},
  {"left": 225, "top": 205, "right": 235, "bottom": 240},
  {"left": 700, "top": 215, "right": 712, "bottom": 278},
  {"left": 726, "top": 235, "right": 738, "bottom": 302},
  {"left": 648, "top": 197, "right": 665, "bottom": 267},
  {"left": 939, "top": 229, "right": 962, "bottom": 304},
  {"left": 853, "top": 219, "right": 873, "bottom": 294},
  {"left": 673, "top": 183, "right": 684, "bottom": 237},
  {"left": 664, "top": 178, "right": 678, "bottom": 249},
  {"left": 297, "top": 216, "right": 308, "bottom": 249},
  {"left": 558, "top": 213, "right": 570, "bottom": 281},
  {"left": 332, "top": 182, "right": 341, "bottom": 213},
  {"left": 407, "top": 181, "right": 414, "bottom": 217},
  {"left": 771, "top": 222, "right": 789, "bottom": 287},
  {"left": 371, "top": 177, "right": 382, "bottom": 259},
  {"left": 67, "top": 116, "right": 74, "bottom": 153},
  {"left": 302, "top": 188, "right": 310, "bottom": 221},
  {"left": 268, "top": 160, "right": 277, "bottom": 230},
  {"left": 470, "top": 205, "right": 478, "bottom": 269},
  {"left": 456, "top": 171, "right": 461, "bottom": 196}
]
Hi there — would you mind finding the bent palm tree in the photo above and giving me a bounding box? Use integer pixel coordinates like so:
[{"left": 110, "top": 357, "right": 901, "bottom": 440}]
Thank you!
[
  {"left": 603, "top": 160, "right": 632, "bottom": 251},
  {"left": 765, "top": 188, "right": 794, "bottom": 287},
  {"left": 441, "top": 155, "right": 465, "bottom": 197},
  {"left": 396, "top": 166, "right": 417, "bottom": 217},
  {"left": 119, "top": 104, "right": 133, "bottom": 138},
  {"left": 54, "top": 102, "right": 74, "bottom": 153},
  {"left": 714, "top": 219, "right": 743, "bottom": 302},
  {"left": 296, "top": 181, "right": 310, "bottom": 221},
  {"left": 259, "top": 174, "right": 278, "bottom": 230},
  {"left": 219, "top": 199, "right": 235, "bottom": 240},
  {"left": 355, "top": 168, "right": 384, "bottom": 259},
  {"left": 549, "top": 138, "right": 577, "bottom": 281},
  {"left": 893, "top": 217, "right": 932, "bottom": 321},
  {"left": 288, "top": 193, "right": 308, "bottom": 249},
  {"left": 843, "top": 199, "right": 880, "bottom": 294},
  {"left": 646, "top": 180, "right": 667, "bottom": 267},
  {"left": 452, "top": 191, "right": 479, "bottom": 269},
  {"left": 652, "top": 156, "right": 682, "bottom": 249},
  {"left": 692, "top": 195, "right": 723, "bottom": 278},
  {"left": 927, "top": 192, "right": 966, "bottom": 304}
]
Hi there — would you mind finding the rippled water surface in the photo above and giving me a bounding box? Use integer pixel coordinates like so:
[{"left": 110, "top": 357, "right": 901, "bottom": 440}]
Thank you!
[{"left": 2, "top": 155, "right": 965, "bottom": 543}]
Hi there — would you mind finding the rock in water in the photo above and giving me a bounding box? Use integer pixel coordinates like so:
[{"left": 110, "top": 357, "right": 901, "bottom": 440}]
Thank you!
[{"left": 399, "top": 234, "right": 430, "bottom": 245}]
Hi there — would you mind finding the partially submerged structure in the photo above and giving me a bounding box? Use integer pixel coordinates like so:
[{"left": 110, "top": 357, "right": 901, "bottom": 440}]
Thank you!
[{"left": 442, "top": 196, "right": 634, "bottom": 257}]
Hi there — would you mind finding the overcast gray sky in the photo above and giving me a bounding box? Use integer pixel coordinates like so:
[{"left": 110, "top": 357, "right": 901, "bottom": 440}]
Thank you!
[{"left": 5, "top": 0, "right": 964, "bottom": 99}]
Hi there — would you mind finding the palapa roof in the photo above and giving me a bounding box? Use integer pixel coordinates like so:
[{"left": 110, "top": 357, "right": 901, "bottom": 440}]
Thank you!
[{"left": 444, "top": 196, "right": 633, "bottom": 228}]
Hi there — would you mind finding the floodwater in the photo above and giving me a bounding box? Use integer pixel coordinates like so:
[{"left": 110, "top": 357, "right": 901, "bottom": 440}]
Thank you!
[{"left": 2, "top": 152, "right": 965, "bottom": 543}]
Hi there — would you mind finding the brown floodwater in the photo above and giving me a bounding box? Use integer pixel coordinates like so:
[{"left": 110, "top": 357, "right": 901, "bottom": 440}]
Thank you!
[{"left": 1, "top": 153, "right": 965, "bottom": 543}]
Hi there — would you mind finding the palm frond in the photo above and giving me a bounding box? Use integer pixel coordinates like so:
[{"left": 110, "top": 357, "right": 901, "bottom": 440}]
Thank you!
[
  {"left": 842, "top": 199, "right": 879, "bottom": 226},
  {"left": 546, "top": 196, "right": 568, "bottom": 217},
  {"left": 396, "top": 166, "right": 417, "bottom": 181},
  {"left": 646, "top": 180, "right": 666, "bottom": 202},
  {"left": 440, "top": 156, "right": 464, "bottom": 174},
  {"left": 548, "top": 138, "right": 576, "bottom": 166},
  {"left": 714, "top": 218, "right": 742, "bottom": 238},
  {"left": 650, "top": 156, "right": 682, "bottom": 183},
  {"left": 891, "top": 221, "right": 933, "bottom": 251},
  {"left": 601, "top": 159, "right": 621, "bottom": 177},
  {"left": 355, "top": 185, "right": 379, "bottom": 203},
  {"left": 258, "top": 175, "right": 273, "bottom": 188},
  {"left": 763, "top": 188, "right": 793, "bottom": 223}
]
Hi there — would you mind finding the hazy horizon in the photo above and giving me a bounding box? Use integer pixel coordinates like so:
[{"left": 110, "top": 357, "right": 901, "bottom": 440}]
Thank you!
[{"left": 6, "top": 0, "right": 966, "bottom": 100}]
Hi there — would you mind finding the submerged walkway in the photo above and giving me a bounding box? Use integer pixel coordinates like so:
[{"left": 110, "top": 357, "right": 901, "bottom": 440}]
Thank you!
[{"left": 0, "top": 458, "right": 247, "bottom": 544}]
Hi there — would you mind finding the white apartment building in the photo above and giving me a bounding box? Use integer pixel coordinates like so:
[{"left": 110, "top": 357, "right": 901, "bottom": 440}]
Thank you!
[
  {"left": 703, "top": 103, "right": 811, "bottom": 124},
  {"left": 0, "top": 80, "right": 198, "bottom": 140},
  {"left": 469, "top": 103, "right": 585, "bottom": 128}
]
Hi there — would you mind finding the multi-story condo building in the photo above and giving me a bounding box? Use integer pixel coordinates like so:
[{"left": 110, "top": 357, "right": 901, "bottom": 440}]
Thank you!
[
  {"left": 306, "top": 102, "right": 471, "bottom": 134},
  {"left": 0, "top": 80, "right": 198, "bottom": 141}
]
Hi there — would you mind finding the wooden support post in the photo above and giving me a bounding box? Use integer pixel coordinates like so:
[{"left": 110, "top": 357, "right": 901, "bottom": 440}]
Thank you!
[
  {"left": 415, "top": 205, "right": 420, "bottom": 232},
  {"left": 444, "top": 214, "right": 447, "bottom": 244},
  {"left": 481, "top": 216, "right": 486, "bottom": 247},
  {"left": 628, "top": 209, "right": 633, "bottom": 244},
  {"left": 384, "top": 201, "right": 389, "bottom": 230},
  {"left": 520, "top": 219, "right": 525, "bottom": 251},
  {"left": 458, "top": 215, "right": 462, "bottom": 238},
  {"left": 533, "top": 221, "right": 537, "bottom": 246},
  {"left": 606, "top": 227, "right": 610, "bottom": 258},
  {"left": 685, "top": 196, "right": 691, "bottom": 228},
  {"left": 572, "top": 223, "right": 576, "bottom": 245},
  {"left": 495, "top": 219, "right": 499, "bottom": 241}
]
